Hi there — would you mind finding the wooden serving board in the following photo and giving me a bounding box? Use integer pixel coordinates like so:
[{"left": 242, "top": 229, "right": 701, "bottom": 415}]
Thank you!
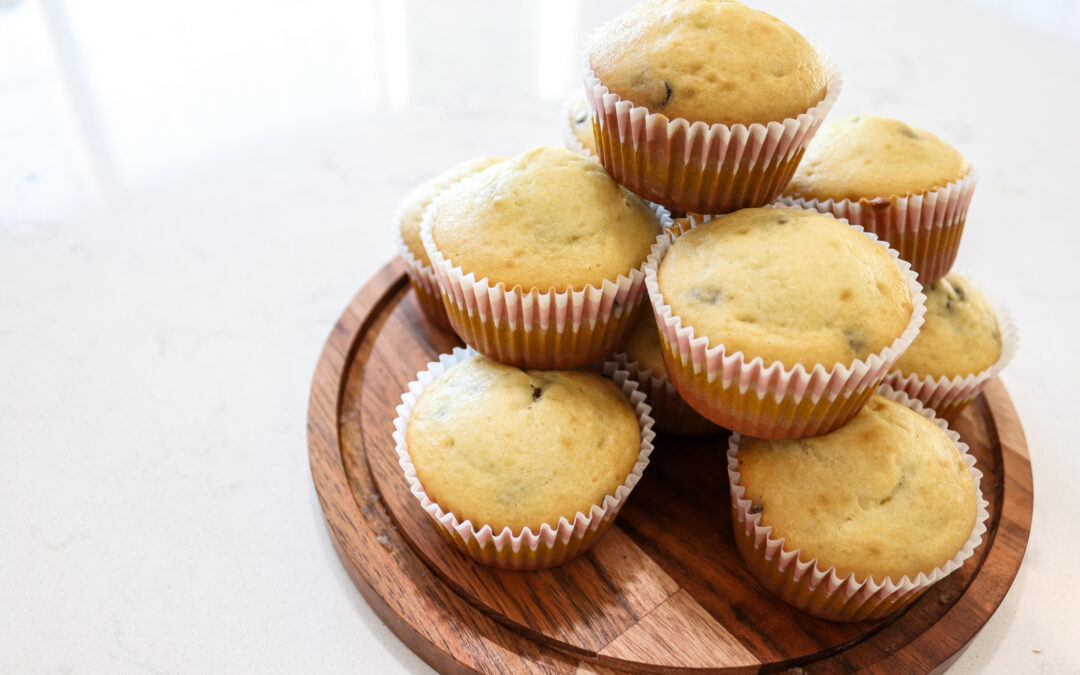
[{"left": 308, "top": 259, "right": 1033, "bottom": 674}]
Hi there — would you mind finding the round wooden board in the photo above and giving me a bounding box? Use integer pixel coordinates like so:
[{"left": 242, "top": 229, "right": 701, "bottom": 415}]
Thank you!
[{"left": 308, "top": 259, "right": 1033, "bottom": 674}]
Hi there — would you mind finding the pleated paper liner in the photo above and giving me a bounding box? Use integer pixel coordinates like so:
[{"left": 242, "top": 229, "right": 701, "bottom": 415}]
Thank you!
[
  {"left": 602, "top": 356, "right": 723, "bottom": 437},
  {"left": 583, "top": 48, "right": 842, "bottom": 215},
  {"left": 644, "top": 206, "right": 927, "bottom": 439},
  {"left": 394, "top": 199, "right": 454, "bottom": 332},
  {"left": 727, "top": 384, "right": 990, "bottom": 621},
  {"left": 884, "top": 280, "right": 1018, "bottom": 421},
  {"left": 779, "top": 168, "right": 978, "bottom": 284},
  {"left": 421, "top": 193, "right": 673, "bottom": 369},
  {"left": 392, "top": 346, "right": 656, "bottom": 570}
]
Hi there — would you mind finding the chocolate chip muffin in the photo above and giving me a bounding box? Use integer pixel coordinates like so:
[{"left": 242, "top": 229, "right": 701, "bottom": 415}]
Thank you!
[
  {"left": 885, "top": 273, "right": 1015, "bottom": 420},
  {"left": 729, "top": 391, "right": 984, "bottom": 620},
  {"left": 585, "top": 0, "right": 839, "bottom": 213},
  {"left": 647, "top": 207, "right": 922, "bottom": 439},
  {"left": 422, "top": 146, "right": 664, "bottom": 368},
  {"left": 406, "top": 354, "right": 643, "bottom": 534},
  {"left": 780, "top": 115, "right": 976, "bottom": 283}
]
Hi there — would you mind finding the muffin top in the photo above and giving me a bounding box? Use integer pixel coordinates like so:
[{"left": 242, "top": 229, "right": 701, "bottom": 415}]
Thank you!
[
  {"left": 657, "top": 208, "right": 912, "bottom": 368},
  {"left": 399, "top": 156, "right": 506, "bottom": 266},
  {"left": 588, "top": 0, "right": 828, "bottom": 126},
  {"left": 406, "top": 355, "right": 642, "bottom": 533},
  {"left": 566, "top": 94, "right": 598, "bottom": 156},
  {"left": 431, "top": 146, "right": 660, "bottom": 291},
  {"left": 737, "top": 394, "right": 977, "bottom": 581},
  {"left": 621, "top": 311, "right": 667, "bottom": 377},
  {"left": 893, "top": 273, "right": 1001, "bottom": 379},
  {"left": 783, "top": 116, "right": 969, "bottom": 202}
]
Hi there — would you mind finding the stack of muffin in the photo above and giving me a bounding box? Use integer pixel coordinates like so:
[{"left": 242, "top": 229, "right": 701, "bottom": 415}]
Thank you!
[{"left": 391, "top": 0, "right": 1014, "bottom": 622}]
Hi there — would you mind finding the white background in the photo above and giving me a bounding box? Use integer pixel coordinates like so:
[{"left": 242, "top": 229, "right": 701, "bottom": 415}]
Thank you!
[{"left": 2, "top": 0, "right": 1078, "bottom": 672}]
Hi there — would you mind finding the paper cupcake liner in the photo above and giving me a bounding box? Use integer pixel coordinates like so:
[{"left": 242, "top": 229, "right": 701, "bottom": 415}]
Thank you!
[
  {"left": 421, "top": 193, "right": 673, "bottom": 369},
  {"left": 644, "top": 206, "right": 927, "bottom": 439},
  {"left": 561, "top": 91, "right": 595, "bottom": 160},
  {"left": 727, "top": 383, "right": 990, "bottom": 621},
  {"left": 392, "top": 346, "right": 656, "bottom": 570},
  {"left": 884, "top": 281, "right": 1018, "bottom": 421},
  {"left": 602, "top": 356, "right": 722, "bottom": 436},
  {"left": 779, "top": 169, "right": 978, "bottom": 284},
  {"left": 583, "top": 48, "right": 842, "bottom": 215},
  {"left": 394, "top": 187, "right": 455, "bottom": 332}
]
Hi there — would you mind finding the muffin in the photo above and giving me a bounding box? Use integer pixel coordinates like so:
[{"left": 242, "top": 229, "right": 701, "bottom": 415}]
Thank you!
[
  {"left": 562, "top": 92, "right": 597, "bottom": 158},
  {"left": 394, "top": 347, "right": 655, "bottom": 570},
  {"left": 780, "top": 115, "right": 977, "bottom": 283},
  {"left": 885, "top": 273, "right": 1017, "bottom": 420},
  {"left": 422, "top": 145, "right": 666, "bottom": 369},
  {"left": 584, "top": 0, "right": 840, "bottom": 214},
  {"left": 604, "top": 311, "right": 722, "bottom": 436},
  {"left": 646, "top": 206, "right": 924, "bottom": 439},
  {"left": 728, "top": 387, "right": 988, "bottom": 621},
  {"left": 395, "top": 156, "right": 506, "bottom": 329}
]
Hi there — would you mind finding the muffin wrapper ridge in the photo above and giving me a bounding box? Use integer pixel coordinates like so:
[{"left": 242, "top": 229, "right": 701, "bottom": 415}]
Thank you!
[
  {"left": 392, "top": 346, "right": 656, "bottom": 570},
  {"left": 779, "top": 168, "right": 977, "bottom": 284},
  {"left": 394, "top": 188, "right": 455, "bottom": 332},
  {"left": 561, "top": 91, "right": 595, "bottom": 160},
  {"left": 727, "top": 384, "right": 990, "bottom": 621},
  {"left": 421, "top": 195, "right": 673, "bottom": 369},
  {"left": 583, "top": 49, "right": 841, "bottom": 215},
  {"left": 602, "top": 356, "right": 722, "bottom": 437},
  {"left": 644, "top": 209, "right": 927, "bottom": 439},
  {"left": 883, "top": 281, "right": 1018, "bottom": 421}
]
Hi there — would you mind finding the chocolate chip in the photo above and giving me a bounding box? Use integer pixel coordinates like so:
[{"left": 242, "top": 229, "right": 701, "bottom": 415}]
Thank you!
[
  {"left": 945, "top": 299, "right": 954, "bottom": 314},
  {"left": 749, "top": 501, "right": 764, "bottom": 515},
  {"left": 953, "top": 283, "right": 966, "bottom": 301},
  {"left": 531, "top": 385, "right": 543, "bottom": 401},
  {"left": 844, "top": 328, "right": 867, "bottom": 354},
  {"left": 691, "top": 287, "right": 722, "bottom": 304},
  {"left": 663, "top": 81, "right": 672, "bottom": 105}
]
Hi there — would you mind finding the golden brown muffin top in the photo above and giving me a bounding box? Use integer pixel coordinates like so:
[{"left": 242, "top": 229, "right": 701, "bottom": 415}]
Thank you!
[
  {"left": 621, "top": 311, "right": 667, "bottom": 377},
  {"left": 406, "top": 355, "right": 642, "bottom": 533},
  {"left": 588, "top": 0, "right": 827, "bottom": 126},
  {"left": 566, "top": 94, "right": 597, "bottom": 156},
  {"left": 431, "top": 146, "right": 660, "bottom": 291},
  {"left": 738, "top": 395, "right": 977, "bottom": 581},
  {"left": 657, "top": 208, "right": 912, "bottom": 368},
  {"left": 399, "top": 156, "right": 506, "bottom": 266},
  {"left": 892, "top": 273, "right": 1001, "bottom": 379},
  {"left": 783, "top": 116, "right": 970, "bottom": 202}
]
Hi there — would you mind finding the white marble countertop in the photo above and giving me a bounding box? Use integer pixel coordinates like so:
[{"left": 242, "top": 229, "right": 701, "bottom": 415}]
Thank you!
[{"left": 2, "top": 0, "right": 1078, "bottom": 672}]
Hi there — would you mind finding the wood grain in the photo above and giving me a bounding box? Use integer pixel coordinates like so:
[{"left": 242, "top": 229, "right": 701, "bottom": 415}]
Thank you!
[{"left": 308, "top": 260, "right": 1033, "bottom": 674}]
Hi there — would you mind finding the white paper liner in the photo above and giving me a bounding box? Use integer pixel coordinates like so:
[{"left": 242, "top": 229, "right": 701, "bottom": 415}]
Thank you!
[
  {"left": 727, "top": 384, "right": 990, "bottom": 621},
  {"left": 394, "top": 210, "right": 445, "bottom": 305},
  {"left": 392, "top": 346, "right": 656, "bottom": 569},
  {"left": 884, "top": 278, "right": 1018, "bottom": 417},
  {"left": 603, "top": 355, "right": 721, "bottom": 437},
  {"left": 560, "top": 90, "right": 595, "bottom": 159},
  {"left": 645, "top": 206, "right": 927, "bottom": 403},
  {"left": 779, "top": 169, "right": 979, "bottom": 283},
  {"left": 583, "top": 46, "right": 842, "bottom": 214},
  {"left": 421, "top": 191, "right": 673, "bottom": 366}
]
